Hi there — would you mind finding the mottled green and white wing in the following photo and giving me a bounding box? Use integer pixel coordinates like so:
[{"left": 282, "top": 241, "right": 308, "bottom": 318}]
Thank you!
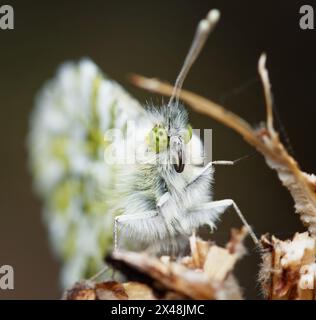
[{"left": 28, "top": 59, "right": 146, "bottom": 287}]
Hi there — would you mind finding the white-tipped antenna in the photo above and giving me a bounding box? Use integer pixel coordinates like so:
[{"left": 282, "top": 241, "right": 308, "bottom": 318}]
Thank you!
[{"left": 168, "top": 9, "right": 220, "bottom": 110}]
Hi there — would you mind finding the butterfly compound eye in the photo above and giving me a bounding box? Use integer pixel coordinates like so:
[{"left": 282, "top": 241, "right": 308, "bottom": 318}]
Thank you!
[
  {"left": 183, "top": 124, "right": 193, "bottom": 144},
  {"left": 146, "top": 125, "right": 169, "bottom": 153}
]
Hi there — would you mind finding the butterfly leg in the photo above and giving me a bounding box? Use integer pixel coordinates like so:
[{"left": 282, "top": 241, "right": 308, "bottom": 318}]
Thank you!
[
  {"left": 89, "top": 265, "right": 110, "bottom": 282},
  {"left": 114, "top": 211, "right": 158, "bottom": 251},
  {"left": 185, "top": 162, "right": 214, "bottom": 192},
  {"left": 186, "top": 158, "right": 242, "bottom": 190},
  {"left": 188, "top": 199, "right": 259, "bottom": 245}
]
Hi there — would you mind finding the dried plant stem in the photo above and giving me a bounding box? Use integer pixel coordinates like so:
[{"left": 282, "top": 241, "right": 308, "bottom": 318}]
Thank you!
[
  {"left": 129, "top": 54, "right": 316, "bottom": 236},
  {"left": 64, "top": 229, "right": 247, "bottom": 300},
  {"left": 258, "top": 54, "right": 275, "bottom": 136},
  {"left": 260, "top": 232, "right": 316, "bottom": 300}
]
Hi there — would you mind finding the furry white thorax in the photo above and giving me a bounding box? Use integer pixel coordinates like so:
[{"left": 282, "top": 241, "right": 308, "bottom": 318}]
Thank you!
[{"left": 114, "top": 103, "right": 218, "bottom": 254}]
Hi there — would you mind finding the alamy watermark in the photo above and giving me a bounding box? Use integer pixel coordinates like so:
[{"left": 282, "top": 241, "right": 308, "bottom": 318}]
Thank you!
[
  {"left": 103, "top": 121, "right": 213, "bottom": 166},
  {"left": 300, "top": 5, "right": 314, "bottom": 29},
  {"left": 0, "top": 5, "right": 14, "bottom": 30},
  {"left": 0, "top": 265, "right": 14, "bottom": 290}
]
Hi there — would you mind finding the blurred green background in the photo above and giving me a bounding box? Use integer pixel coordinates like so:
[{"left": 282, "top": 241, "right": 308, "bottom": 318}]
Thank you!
[{"left": 1, "top": 0, "right": 315, "bottom": 299}]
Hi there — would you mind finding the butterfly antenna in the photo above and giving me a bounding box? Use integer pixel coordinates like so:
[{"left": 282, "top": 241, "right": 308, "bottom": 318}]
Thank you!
[
  {"left": 167, "top": 9, "right": 220, "bottom": 127},
  {"left": 211, "top": 152, "right": 258, "bottom": 166}
]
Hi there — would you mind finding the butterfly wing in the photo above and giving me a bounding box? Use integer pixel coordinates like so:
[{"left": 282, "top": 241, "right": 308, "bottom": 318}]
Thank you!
[{"left": 28, "top": 59, "right": 146, "bottom": 287}]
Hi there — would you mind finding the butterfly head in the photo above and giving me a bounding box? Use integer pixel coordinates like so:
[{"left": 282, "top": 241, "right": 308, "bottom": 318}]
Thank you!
[
  {"left": 145, "top": 9, "right": 220, "bottom": 172},
  {"left": 145, "top": 104, "right": 192, "bottom": 173}
]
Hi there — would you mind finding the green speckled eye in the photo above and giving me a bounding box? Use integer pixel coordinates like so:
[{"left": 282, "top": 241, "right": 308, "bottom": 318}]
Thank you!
[
  {"left": 183, "top": 124, "right": 193, "bottom": 144},
  {"left": 146, "top": 124, "right": 169, "bottom": 153}
]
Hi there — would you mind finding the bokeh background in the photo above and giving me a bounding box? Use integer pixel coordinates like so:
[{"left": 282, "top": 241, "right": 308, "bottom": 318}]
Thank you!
[{"left": 1, "top": 0, "right": 315, "bottom": 299}]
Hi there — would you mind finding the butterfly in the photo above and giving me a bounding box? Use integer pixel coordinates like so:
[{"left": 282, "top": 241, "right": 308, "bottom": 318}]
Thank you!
[{"left": 28, "top": 9, "right": 257, "bottom": 288}]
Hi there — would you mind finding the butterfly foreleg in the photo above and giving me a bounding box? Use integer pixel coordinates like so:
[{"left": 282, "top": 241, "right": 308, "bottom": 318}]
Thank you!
[
  {"left": 114, "top": 211, "right": 158, "bottom": 251},
  {"left": 186, "top": 158, "right": 243, "bottom": 190}
]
